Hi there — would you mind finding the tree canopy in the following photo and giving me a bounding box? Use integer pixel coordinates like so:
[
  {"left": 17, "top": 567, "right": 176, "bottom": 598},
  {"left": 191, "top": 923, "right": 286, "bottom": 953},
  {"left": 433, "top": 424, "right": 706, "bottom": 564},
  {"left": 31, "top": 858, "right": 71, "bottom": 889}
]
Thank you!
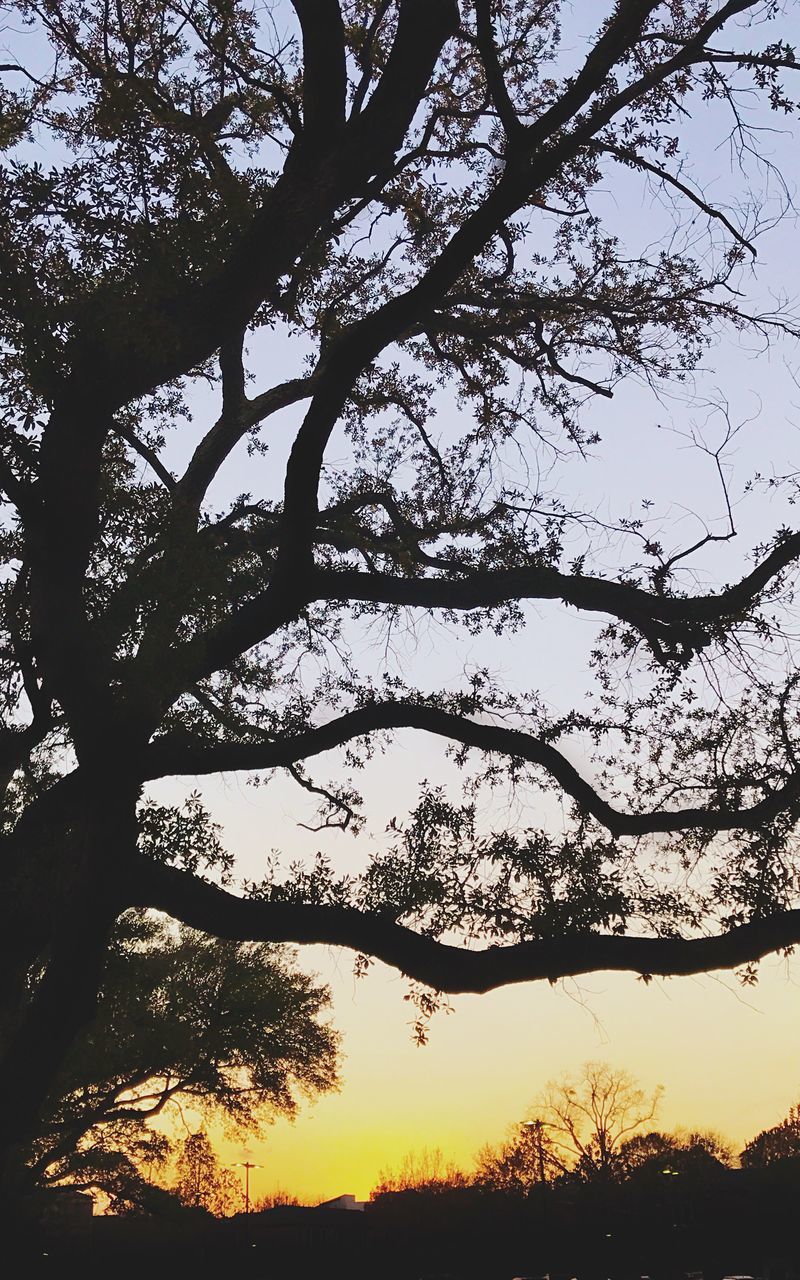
[
  {"left": 475, "top": 1062, "right": 663, "bottom": 1187},
  {"left": 740, "top": 1101, "right": 800, "bottom": 1167},
  {"left": 3, "top": 0, "right": 800, "bottom": 1163},
  {"left": 173, "top": 1130, "right": 240, "bottom": 1216},
  {"left": 26, "top": 909, "right": 339, "bottom": 1208}
]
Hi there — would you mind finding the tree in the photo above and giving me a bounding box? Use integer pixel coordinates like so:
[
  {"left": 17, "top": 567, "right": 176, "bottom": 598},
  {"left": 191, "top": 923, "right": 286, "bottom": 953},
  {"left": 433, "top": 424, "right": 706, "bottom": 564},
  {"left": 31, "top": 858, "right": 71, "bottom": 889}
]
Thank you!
[
  {"left": 27, "top": 909, "right": 339, "bottom": 1206},
  {"left": 541, "top": 1062, "right": 663, "bottom": 1180},
  {"left": 740, "top": 1104, "right": 800, "bottom": 1167},
  {"left": 373, "top": 1147, "right": 468, "bottom": 1196},
  {"left": 478, "top": 1063, "right": 662, "bottom": 1186},
  {"left": 617, "top": 1129, "right": 734, "bottom": 1180},
  {"left": 174, "top": 1130, "right": 239, "bottom": 1216},
  {"left": 475, "top": 1119, "right": 562, "bottom": 1192},
  {"left": 3, "top": 0, "right": 800, "bottom": 1174},
  {"left": 253, "top": 1188, "right": 305, "bottom": 1210}
]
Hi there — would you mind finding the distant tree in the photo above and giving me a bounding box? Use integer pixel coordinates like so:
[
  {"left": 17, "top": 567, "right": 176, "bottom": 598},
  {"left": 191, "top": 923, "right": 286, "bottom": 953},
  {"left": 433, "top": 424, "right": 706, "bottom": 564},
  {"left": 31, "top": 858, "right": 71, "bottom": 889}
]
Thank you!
[
  {"left": 478, "top": 1063, "right": 662, "bottom": 1189},
  {"left": 617, "top": 1129, "right": 734, "bottom": 1181},
  {"left": 174, "top": 1130, "right": 239, "bottom": 1216},
  {"left": 27, "top": 909, "right": 339, "bottom": 1205},
  {"left": 373, "top": 1147, "right": 467, "bottom": 1196},
  {"left": 741, "top": 1105, "right": 800, "bottom": 1167},
  {"left": 253, "top": 1188, "right": 306, "bottom": 1210},
  {"left": 538, "top": 1062, "right": 663, "bottom": 1181},
  {"left": 474, "top": 1119, "right": 561, "bottom": 1192}
]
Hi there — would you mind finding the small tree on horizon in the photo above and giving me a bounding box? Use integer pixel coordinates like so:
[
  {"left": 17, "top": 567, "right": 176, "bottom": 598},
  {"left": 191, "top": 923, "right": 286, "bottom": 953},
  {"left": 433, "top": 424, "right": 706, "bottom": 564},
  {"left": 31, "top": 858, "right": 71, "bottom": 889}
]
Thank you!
[
  {"left": 372, "top": 1147, "right": 468, "bottom": 1197},
  {"left": 174, "top": 1130, "right": 239, "bottom": 1216}
]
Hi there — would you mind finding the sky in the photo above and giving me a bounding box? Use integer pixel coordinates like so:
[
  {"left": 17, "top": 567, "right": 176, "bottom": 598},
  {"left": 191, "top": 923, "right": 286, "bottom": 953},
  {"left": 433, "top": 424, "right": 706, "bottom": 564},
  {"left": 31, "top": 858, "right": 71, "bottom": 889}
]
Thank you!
[{"left": 9, "top": 0, "right": 800, "bottom": 1211}]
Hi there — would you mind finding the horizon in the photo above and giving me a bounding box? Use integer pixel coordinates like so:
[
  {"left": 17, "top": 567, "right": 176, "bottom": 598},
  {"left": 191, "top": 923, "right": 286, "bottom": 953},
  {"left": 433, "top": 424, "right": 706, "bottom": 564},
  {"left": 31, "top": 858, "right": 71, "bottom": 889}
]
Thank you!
[{"left": 162, "top": 946, "right": 800, "bottom": 1209}]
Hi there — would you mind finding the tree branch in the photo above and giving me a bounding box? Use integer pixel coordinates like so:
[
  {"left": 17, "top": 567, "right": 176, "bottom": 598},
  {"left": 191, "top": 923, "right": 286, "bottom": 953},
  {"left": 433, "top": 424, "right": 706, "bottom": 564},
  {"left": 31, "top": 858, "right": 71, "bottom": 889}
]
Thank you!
[
  {"left": 137, "top": 859, "right": 800, "bottom": 993},
  {"left": 142, "top": 700, "right": 800, "bottom": 839},
  {"left": 596, "top": 140, "right": 756, "bottom": 256},
  {"left": 474, "top": 0, "right": 525, "bottom": 140},
  {"left": 290, "top": 0, "right": 346, "bottom": 149},
  {"left": 312, "top": 529, "right": 800, "bottom": 658}
]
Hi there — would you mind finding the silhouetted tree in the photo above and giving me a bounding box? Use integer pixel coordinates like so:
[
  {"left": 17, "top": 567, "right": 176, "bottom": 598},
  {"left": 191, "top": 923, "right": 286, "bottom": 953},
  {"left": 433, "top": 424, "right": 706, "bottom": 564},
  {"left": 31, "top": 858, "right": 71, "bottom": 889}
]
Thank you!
[
  {"left": 474, "top": 1119, "right": 561, "bottom": 1192},
  {"left": 540, "top": 1062, "right": 663, "bottom": 1181},
  {"left": 617, "top": 1129, "right": 734, "bottom": 1181},
  {"left": 26, "top": 910, "right": 339, "bottom": 1205},
  {"left": 4, "top": 0, "right": 800, "bottom": 1175},
  {"left": 174, "top": 1130, "right": 238, "bottom": 1216},
  {"left": 253, "top": 1188, "right": 306, "bottom": 1210},
  {"left": 740, "top": 1104, "right": 800, "bottom": 1167},
  {"left": 478, "top": 1063, "right": 662, "bottom": 1187},
  {"left": 373, "top": 1147, "right": 467, "bottom": 1195}
]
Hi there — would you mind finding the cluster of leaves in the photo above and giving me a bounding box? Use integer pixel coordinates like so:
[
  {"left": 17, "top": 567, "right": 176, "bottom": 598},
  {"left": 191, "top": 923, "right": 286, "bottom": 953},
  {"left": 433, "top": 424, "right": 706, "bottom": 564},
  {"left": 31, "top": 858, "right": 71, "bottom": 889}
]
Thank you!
[{"left": 28, "top": 909, "right": 339, "bottom": 1205}]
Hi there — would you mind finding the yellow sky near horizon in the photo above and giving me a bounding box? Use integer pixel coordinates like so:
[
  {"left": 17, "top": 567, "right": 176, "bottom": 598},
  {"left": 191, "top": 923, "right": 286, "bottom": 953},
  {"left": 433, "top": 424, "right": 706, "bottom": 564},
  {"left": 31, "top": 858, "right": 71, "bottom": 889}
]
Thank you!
[{"left": 203, "top": 945, "right": 800, "bottom": 1208}]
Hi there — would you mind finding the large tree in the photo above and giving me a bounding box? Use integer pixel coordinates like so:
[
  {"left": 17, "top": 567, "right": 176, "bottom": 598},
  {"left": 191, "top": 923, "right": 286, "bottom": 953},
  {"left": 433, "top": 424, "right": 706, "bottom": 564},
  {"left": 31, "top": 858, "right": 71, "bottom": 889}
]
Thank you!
[
  {"left": 740, "top": 1102, "right": 800, "bottom": 1167},
  {"left": 3, "top": 0, "right": 800, "bottom": 1172},
  {"left": 476, "top": 1063, "right": 662, "bottom": 1186},
  {"left": 25, "top": 908, "right": 339, "bottom": 1206}
]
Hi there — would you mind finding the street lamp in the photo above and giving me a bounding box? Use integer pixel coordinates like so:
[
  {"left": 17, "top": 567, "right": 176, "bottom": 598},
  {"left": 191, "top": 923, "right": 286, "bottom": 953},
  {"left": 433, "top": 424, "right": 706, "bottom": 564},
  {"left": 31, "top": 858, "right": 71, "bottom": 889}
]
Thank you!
[{"left": 230, "top": 1160, "right": 263, "bottom": 1214}]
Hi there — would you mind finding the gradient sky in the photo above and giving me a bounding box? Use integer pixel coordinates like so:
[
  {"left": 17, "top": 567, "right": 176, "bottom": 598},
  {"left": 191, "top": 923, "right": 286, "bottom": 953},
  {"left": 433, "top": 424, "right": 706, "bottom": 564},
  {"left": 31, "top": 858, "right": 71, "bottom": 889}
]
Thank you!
[
  {"left": 211, "top": 950, "right": 800, "bottom": 1206},
  {"left": 131, "top": 4, "right": 800, "bottom": 1211}
]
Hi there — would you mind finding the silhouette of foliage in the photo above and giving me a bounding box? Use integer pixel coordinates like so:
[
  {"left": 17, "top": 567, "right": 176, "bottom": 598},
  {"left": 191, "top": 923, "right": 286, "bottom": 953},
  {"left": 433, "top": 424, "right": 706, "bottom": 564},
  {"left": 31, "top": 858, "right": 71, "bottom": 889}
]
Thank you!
[
  {"left": 740, "top": 1102, "right": 800, "bottom": 1167},
  {"left": 174, "top": 1130, "right": 239, "bottom": 1216},
  {"left": 4, "top": 0, "right": 800, "bottom": 1169},
  {"left": 373, "top": 1147, "right": 468, "bottom": 1195},
  {"left": 617, "top": 1128, "right": 734, "bottom": 1181},
  {"left": 26, "top": 909, "right": 339, "bottom": 1205}
]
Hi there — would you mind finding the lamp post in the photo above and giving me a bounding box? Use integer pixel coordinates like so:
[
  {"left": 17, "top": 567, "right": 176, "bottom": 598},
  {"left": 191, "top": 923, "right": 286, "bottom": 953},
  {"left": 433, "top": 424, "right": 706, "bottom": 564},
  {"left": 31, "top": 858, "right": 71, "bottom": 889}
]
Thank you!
[{"left": 230, "top": 1160, "right": 263, "bottom": 1215}]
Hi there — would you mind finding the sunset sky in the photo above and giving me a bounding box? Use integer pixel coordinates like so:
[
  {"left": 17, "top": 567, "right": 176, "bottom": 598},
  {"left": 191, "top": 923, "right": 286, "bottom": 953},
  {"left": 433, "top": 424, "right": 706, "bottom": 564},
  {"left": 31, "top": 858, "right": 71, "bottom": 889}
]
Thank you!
[{"left": 211, "top": 948, "right": 800, "bottom": 1206}]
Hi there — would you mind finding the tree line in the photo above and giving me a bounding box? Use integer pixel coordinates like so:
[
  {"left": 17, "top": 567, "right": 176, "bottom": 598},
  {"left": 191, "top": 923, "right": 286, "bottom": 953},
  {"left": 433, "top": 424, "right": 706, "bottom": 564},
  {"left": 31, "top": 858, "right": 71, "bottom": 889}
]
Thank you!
[{"left": 373, "top": 1062, "right": 800, "bottom": 1198}]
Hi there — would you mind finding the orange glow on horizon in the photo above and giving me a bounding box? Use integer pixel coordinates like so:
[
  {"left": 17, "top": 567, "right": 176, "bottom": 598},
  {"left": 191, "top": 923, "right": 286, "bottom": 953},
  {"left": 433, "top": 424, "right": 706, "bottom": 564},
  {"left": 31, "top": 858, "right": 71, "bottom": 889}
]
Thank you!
[{"left": 171, "top": 947, "right": 800, "bottom": 1210}]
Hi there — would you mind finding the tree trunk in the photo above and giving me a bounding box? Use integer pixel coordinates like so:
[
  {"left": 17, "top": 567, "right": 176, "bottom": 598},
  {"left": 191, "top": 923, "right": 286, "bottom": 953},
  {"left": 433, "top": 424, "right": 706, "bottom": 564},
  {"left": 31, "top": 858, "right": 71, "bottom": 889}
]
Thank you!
[{"left": 0, "top": 778, "right": 138, "bottom": 1200}]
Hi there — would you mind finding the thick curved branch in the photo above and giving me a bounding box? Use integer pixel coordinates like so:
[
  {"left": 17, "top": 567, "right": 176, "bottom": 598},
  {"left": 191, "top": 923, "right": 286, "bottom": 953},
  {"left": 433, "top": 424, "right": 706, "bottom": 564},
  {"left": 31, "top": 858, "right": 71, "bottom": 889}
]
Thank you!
[
  {"left": 143, "top": 701, "right": 800, "bottom": 838},
  {"left": 137, "top": 860, "right": 800, "bottom": 993},
  {"left": 161, "top": 522, "right": 800, "bottom": 703},
  {"left": 312, "top": 529, "right": 800, "bottom": 654}
]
